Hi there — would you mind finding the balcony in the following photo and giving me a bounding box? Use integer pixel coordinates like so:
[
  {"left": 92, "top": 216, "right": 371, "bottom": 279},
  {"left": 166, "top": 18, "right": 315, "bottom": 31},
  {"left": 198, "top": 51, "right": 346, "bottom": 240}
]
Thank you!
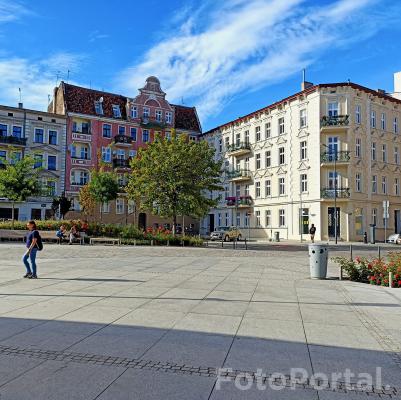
[
  {"left": 321, "top": 115, "right": 349, "bottom": 128},
  {"left": 114, "top": 135, "right": 133, "bottom": 145},
  {"left": 0, "top": 135, "right": 27, "bottom": 146},
  {"left": 71, "top": 157, "right": 92, "bottom": 166},
  {"left": 72, "top": 131, "right": 91, "bottom": 142},
  {"left": 320, "top": 151, "right": 351, "bottom": 163},
  {"left": 225, "top": 196, "right": 253, "bottom": 207},
  {"left": 113, "top": 158, "right": 131, "bottom": 168},
  {"left": 226, "top": 169, "right": 252, "bottom": 182},
  {"left": 320, "top": 187, "right": 350, "bottom": 199},
  {"left": 226, "top": 142, "right": 251, "bottom": 156},
  {"left": 140, "top": 117, "right": 166, "bottom": 129}
]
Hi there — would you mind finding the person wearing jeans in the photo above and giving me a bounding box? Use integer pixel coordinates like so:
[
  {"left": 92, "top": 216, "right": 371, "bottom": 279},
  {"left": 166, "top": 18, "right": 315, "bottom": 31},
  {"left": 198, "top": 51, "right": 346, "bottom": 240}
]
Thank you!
[{"left": 23, "top": 220, "right": 40, "bottom": 279}]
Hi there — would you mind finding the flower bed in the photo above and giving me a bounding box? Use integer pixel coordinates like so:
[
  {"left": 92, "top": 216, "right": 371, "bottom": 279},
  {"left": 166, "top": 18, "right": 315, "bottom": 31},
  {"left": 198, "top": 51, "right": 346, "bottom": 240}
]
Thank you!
[
  {"left": 333, "top": 253, "right": 401, "bottom": 288},
  {"left": 0, "top": 221, "right": 204, "bottom": 247}
]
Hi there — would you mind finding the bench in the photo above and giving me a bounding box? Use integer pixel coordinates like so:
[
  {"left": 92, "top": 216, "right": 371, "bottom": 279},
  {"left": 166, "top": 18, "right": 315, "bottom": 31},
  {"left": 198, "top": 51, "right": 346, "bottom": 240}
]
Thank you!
[
  {"left": 40, "top": 231, "right": 61, "bottom": 243},
  {"left": 90, "top": 237, "right": 121, "bottom": 246},
  {"left": 0, "top": 229, "right": 26, "bottom": 242}
]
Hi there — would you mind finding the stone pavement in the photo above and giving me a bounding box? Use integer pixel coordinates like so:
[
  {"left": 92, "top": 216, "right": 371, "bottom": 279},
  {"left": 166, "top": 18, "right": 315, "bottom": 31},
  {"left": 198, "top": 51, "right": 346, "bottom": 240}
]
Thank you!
[{"left": 0, "top": 243, "right": 400, "bottom": 399}]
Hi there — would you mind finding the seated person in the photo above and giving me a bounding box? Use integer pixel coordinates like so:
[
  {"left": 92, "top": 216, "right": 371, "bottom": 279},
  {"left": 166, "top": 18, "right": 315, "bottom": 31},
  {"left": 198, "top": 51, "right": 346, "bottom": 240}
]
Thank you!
[
  {"left": 56, "top": 225, "right": 67, "bottom": 242},
  {"left": 69, "top": 225, "right": 80, "bottom": 245}
]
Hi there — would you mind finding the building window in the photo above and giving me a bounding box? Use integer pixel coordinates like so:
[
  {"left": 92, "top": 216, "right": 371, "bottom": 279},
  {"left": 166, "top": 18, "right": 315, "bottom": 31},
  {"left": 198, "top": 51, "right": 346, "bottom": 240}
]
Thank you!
[
  {"left": 279, "top": 177, "right": 285, "bottom": 195},
  {"left": 355, "top": 173, "right": 361, "bottom": 192},
  {"left": 371, "top": 110, "right": 376, "bottom": 128},
  {"left": 300, "top": 141, "right": 307, "bottom": 160},
  {"left": 279, "top": 209, "right": 285, "bottom": 227},
  {"left": 80, "top": 146, "right": 89, "bottom": 160},
  {"left": 34, "top": 154, "right": 43, "bottom": 169},
  {"left": 278, "top": 117, "right": 285, "bottom": 135},
  {"left": 382, "top": 176, "right": 387, "bottom": 194},
  {"left": 142, "top": 129, "right": 149, "bottom": 143},
  {"left": 279, "top": 147, "right": 285, "bottom": 165},
  {"left": 394, "top": 117, "right": 398, "bottom": 134},
  {"left": 328, "top": 102, "right": 338, "bottom": 117},
  {"left": 218, "top": 138, "right": 223, "bottom": 153},
  {"left": 129, "top": 150, "right": 137, "bottom": 158},
  {"left": 371, "top": 142, "right": 376, "bottom": 160},
  {"left": 395, "top": 178, "right": 400, "bottom": 196},
  {"left": 34, "top": 128, "right": 44, "bottom": 143},
  {"left": 155, "top": 110, "right": 162, "bottom": 121},
  {"left": 101, "top": 147, "right": 111, "bottom": 162},
  {"left": 143, "top": 107, "right": 150, "bottom": 118},
  {"left": 372, "top": 208, "right": 377, "bottom": 226},
  {"left": 165, "top": 112, "right": 172, "bottom": 124},
  {"left": 381, "top": 113, "right": 386, "bottom": 130},
  {"left": 265, "top": 210, "right": 271, "bottom": 227},
  {"left": 12, "top": 126, "right": 22, "bottom": 138},
  {"left": 382, "top": 144, "right": 387, "bottom": 162},
  {"left": 300, "top": 174, "right": 307, "bottom": 193},
  {"left": 94, "top": 101, "right": 103, "bottom": 115},
  {"left": 255, "top": 181, "right": 261, "bottom": 198},
  {"left": 245, "top": 184, "right": 250, "bottom": 196},
  {"left": 255, "top": 126, "right": 261, "bottom": 142},
  {"left": 265, "top": 122, "right": 271, "bottom": 139},
  {"left": 118, "top": 126, "right": 126, "bottom": 136},
  {"left": 395, "top": 146, "right": 399, "bottom": 165},
  {"left": 223, "top": 137, "right": 229, "bottom": 152},
  {"left": 265, "top": 150, "right": 271, "bottom": 168},
  {"left": 218, "top": 213, "right": 222, "bottom": 227},
  {"left": 255, "top": 210, "right": 261, "bottom": 227},
  {"left": 103, "top": 124, "right": 112, "bottom": 138},
  {"left": 10, "top": 152, "right": 21, "bottom": 163},
  {"left": 372, "top": 175, "right": 377, "bottom": 193},
  {"left": 244, "top": 130, "right": 250, "bottom": 144},
  {"left": 116, "top": 198, "right": 124, "bottom": 214},
  {"left": 0, "top": 124, "right": 7, "bottom": 136},
  {"left": 225, "top": 212, "right": 229, "bottom": 227},
  {"left": 300, "top": 109, "right": 307, "bottom": 128},
  {"left": 265, "top": 179, "right": 271, "bottom": 196},
  {"left": 102, "top": 201, "right": 110, "bottom": 213},
  {"left": 355, "top": 105, "right": 361, "bottom": 124},
  {"left": 131, "top": 106, "right": 138, "bottom": 118},
  {"left": 49, "top": 130, "right": 57, "bottom": 145},
  {"left": 235, "top": 133, "right": 240, "bottom": 146},
  {"left": 256, "top": 153, "right": 261, "bottom": 169},
  {"left": 355, "top": 138, "right": 361, "bottom": 158},
  {"left": 48, "top": 155, "right": 57, "bottom": 171},
  {"left": 244, "top": 213, "right": 249, "bottom": 227},
  {"left": 236, "top": 211, "right": 241, "bottom": 227},
  {"left": 46, "top": 180, "right": 56, "bottom": 196},
  {"left": 130, "top": 127, "right": 137, "bottom": 140},
  {"left": 112, "top": 105, "right": 121, "bottom": 118}
]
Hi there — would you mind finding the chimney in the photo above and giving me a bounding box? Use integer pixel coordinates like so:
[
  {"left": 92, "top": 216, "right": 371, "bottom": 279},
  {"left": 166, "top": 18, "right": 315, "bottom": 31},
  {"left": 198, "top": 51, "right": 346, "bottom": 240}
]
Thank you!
[
  {"left": 377, "top": 89, "right": 386, "bottom": 94},
  {"left": 301, "top": 81, "right": 313, "bottom": 91},
  {"left": 52, "top": 86, "right": 58, "bottom": 113},
  {"left": 393, "top": 71, "right": 401, "bottom": 100},
  {"left": 18, "top": 102, "right": 23, "bottom": 109}
]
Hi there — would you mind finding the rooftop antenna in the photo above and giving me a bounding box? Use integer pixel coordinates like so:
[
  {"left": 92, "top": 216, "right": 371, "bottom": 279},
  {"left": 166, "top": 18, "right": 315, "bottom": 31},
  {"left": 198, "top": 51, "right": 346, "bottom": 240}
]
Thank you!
[
  {"left": 89, "top": 80, "right": 92, "bottom": 89},
  {"left": 18, "top": 87, "right": 22, "bottom": 103},
  {"left": 48, "top": 94, "right": 51, "bottom": 105},
  {"left": 181, "top": 96, "right": 185, "bottom": 105},
  {"left": 67, "top": 70, "right": 70, "bottom": 83},
  {"left": 347, "top": 78, "right": 351, "bottom": 84},
  {"left": 302, "top": 68, "right": 306, "bottom": 83}
]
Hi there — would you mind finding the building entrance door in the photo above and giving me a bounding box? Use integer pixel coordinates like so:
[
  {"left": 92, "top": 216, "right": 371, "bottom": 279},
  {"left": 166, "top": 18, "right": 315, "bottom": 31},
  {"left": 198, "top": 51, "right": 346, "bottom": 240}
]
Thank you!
[
  {"left": 208, "top": 214, "right": 215, "bottom": 234},
  {"left": 138, "top": 213, "right": 146, "bottom": 230},
  {"left": 395, "top": 210, "right": 401, "bottom": 233},
  {"left": 328, "top": 207, "right": 340, "bottom": 237}
]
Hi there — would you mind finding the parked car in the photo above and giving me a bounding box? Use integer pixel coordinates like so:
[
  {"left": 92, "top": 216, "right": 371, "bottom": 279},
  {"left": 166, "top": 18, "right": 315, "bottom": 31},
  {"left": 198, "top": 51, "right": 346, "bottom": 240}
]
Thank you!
[
  {"left": 210, "top": 226, "right": 242, "bottom": 242},
  {"left": 387, "top": 233, "right": 401, "bottom": 243}
]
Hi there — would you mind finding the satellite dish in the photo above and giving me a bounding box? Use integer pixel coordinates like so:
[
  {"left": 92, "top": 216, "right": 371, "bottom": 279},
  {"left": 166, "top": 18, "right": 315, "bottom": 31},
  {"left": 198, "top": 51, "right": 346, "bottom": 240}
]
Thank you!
[{"left": 99, "top": 97, "right": 104, "bottom": 103}]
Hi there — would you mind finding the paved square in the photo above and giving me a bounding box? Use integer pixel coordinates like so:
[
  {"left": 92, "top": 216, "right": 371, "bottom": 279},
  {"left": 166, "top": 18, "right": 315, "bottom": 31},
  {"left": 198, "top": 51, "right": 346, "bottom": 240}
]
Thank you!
[{"left": 0, "top": 243, "right": 401, "bottom": 399}]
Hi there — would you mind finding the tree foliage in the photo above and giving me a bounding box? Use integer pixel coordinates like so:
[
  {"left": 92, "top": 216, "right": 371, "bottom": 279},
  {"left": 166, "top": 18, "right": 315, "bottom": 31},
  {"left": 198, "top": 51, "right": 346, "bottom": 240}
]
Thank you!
[
  {"left": 51, "top": 195, "right": 72, "bottom": 219},
  {"left": 0, "top": 155, "right": 42, "bottom": 226},
  {"left": 79, "top": 184, "right": 97, "bottom": 219},
  {"left": 127, "top": 133, "right": 222, "bottom": 232}
]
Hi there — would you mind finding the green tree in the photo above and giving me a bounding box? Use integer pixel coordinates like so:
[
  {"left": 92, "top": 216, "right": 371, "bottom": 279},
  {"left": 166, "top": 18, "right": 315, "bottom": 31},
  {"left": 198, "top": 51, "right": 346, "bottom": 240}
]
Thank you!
[
  {"left": 0, "top": 155, "right": 42, "bottom": 227},
  {"left": 87, "top": 169, "right": 120, "bottom": 221},
  {"left": 51, "top": 195, "right": 72, "bottom": 219},
  {"left": 78, "top": 184, "right": 96, "bottom": 220},
  {"left": 127, "top": 133, "right": 223, "bottom": 234}
]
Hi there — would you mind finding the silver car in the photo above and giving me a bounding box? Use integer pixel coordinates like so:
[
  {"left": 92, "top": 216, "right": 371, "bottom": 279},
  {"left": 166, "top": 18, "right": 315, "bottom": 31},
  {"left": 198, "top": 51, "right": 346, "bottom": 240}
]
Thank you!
[{"left": 387, "top": 233, "right": 401, "bottom": 243}]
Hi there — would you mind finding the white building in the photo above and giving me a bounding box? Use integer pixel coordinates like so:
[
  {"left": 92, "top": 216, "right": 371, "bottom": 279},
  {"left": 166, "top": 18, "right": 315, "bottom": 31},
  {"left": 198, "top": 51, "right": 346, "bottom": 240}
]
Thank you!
[{"left": 202, "top": 73, "right": 401, "bottom": 242}]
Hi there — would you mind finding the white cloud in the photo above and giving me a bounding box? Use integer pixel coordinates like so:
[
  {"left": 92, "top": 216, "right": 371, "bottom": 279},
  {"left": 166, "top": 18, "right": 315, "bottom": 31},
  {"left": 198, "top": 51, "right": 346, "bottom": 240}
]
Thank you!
[
  {"left": 88, "top": 30, "right": 109, "bottom": 43},
  {"left": 115, "top": 0, "right": 398, "bottom": 122},
  {"left": 0, "top": 0, "right": 30, "bottom": 23}
]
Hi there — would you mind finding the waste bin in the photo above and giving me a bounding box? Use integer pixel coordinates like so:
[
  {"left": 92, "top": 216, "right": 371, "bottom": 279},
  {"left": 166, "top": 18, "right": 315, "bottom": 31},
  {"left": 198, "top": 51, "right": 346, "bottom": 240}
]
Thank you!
[
  {"left": 308, "top": 244, "right": 328, "bottom": 279},
  {"left": 274, "top": 231, "right": 280, "bottom": 242},
  {"left": 369, "top": 224, "right": 376, "bottom": 244}
]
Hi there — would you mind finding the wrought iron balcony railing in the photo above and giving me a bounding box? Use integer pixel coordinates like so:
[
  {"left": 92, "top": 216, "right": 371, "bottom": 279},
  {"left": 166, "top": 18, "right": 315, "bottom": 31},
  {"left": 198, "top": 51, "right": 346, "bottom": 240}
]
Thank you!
[
  {"left": 320, "top": 151, "right": 351, "bottom": 163},
  {"left": 226, "top": 142, "right": 251, "bottom": 153},
  {"left": 140, "top": 117, "right": 166, "bottom": 129},
  {"left": 0, "top": 135, "right": 27, "bottom": 145},
  {"left": 321, "top": 115, "right": 349, "bottom": 127},
  {"left": 114, "top": 135, "right": 133, "bottom": 145},
  {"left": 226, "top": 169, "right": 252, "bottom": 180},
  {"left": 225, "top": 195, "right": 253, "bottom": 207},
  {"left": 113, "top": 158, "right": 131, "bottom": 168},
  {"left": 321, "top": 187, "right": 350, "bottom": 199}
]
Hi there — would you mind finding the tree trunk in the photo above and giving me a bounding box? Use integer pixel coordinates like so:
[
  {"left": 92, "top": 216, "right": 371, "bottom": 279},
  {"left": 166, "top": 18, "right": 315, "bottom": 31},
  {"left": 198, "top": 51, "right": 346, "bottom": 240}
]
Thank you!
[
  {"left": 172, "top": 214, "right": 177, "bottom": 236},
  {"left": 11, "top": 201, "right": 15, "bottom": 229}
]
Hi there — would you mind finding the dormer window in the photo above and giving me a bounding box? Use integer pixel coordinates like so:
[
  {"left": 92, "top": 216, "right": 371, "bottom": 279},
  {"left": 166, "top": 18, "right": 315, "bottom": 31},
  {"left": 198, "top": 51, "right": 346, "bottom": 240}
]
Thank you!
[
  {"left": 143, "top": 107, "right": 150, "bottom": 118},
  {"left": 155, "top": 110, "right": 162, "bottom": 121},
  {"left": 94, "top": 101, "right": 103, "bottom": 115},
  {"left": 165, "top": 112, "right": 172, "bottom": 124},
  {"left": 131, "top": 106, "right": 137, "bottom": 118},
  {"left": 112, "top": 104, "right": 121, "bottom": 118}
]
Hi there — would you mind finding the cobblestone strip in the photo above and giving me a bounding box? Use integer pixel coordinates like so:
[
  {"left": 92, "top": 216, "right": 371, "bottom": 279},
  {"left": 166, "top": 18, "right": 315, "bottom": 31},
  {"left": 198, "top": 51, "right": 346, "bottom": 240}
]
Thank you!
[
  {"left": 0, "top": 344, "right": 399, "bottom": 397},
  {"left": 336, "top": 282, "right": 401, "bottom": 369}
]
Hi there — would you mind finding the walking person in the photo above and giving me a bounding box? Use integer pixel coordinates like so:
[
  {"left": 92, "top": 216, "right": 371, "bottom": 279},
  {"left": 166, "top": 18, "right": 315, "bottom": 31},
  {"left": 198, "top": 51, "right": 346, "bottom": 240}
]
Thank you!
[
  {"left": 23, "top": 220, "right": 42, "bottom": 279},
  {"left": 309, "top": 224, "right": 316, "bottom": 243}
]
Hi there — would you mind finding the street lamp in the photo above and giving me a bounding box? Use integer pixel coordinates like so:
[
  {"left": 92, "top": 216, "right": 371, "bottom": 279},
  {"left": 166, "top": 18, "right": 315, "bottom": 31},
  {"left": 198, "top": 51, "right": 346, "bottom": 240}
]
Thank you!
[{"left": 322, "top": 143, "right": 338, "bottom": 244}]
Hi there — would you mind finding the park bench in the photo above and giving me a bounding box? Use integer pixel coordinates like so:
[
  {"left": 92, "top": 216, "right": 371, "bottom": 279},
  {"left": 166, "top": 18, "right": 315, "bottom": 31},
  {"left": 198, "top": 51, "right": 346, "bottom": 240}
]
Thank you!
[
  {"left": 89, "top": 237, "right": 121, "bottom": 246},
  {"left": 0, "top": 229, "right": 26, "bottom": 242}
]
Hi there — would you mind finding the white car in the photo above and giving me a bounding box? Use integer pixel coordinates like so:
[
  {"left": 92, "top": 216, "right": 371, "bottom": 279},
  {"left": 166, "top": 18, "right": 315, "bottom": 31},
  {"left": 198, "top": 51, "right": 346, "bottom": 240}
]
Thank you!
[{"left": 387, "top": 233, "right": 401, "bottom": 243}]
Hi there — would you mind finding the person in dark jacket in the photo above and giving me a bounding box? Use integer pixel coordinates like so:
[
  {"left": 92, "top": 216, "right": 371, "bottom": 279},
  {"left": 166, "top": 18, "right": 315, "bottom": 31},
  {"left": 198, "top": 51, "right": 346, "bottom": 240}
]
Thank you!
[
  {"left": 23, "top": 220, "right": 40, "bottom": 279},
  {"left": 309, "top": 224, "right": 316, "bottom": 243}
]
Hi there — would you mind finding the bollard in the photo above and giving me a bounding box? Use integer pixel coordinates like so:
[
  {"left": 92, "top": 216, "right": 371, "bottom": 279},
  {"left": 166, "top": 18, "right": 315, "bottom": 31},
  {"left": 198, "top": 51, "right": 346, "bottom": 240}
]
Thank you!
[
  {"left": 151, "top": 239, "right": 154, "bottom": 246},
  {"left": 167, "top": 240, "right": 169, "bottom": 246},
  {"left": 349, "top": 244, "right": 353, "bottom": 261},
  {"left": 245, "top": 238, "right": 248, "bottom": 250},
  {"left": 134, "top": 239, "right": 136, "bottom": 246},
  {"left": 233, "top": 239, "right": 236, "bottom": 249},
  {"left": 389, "top": 272, "right": 393, "bottom": 288},
  {"left": 221, "top": 240, "right": 224, "bottom": 248},
  {"left": 339, "top": 265, "right": 343, "bottom": 281},
  {"left": 378, "top": 246, "right": 381, "bottom": 260}
]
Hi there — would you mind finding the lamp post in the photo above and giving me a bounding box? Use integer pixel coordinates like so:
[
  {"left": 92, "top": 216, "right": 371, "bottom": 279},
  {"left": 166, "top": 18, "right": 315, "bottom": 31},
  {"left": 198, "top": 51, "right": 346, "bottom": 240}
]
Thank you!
[{"left": 322, "top": 143, "right": 338, "bottom": 244}]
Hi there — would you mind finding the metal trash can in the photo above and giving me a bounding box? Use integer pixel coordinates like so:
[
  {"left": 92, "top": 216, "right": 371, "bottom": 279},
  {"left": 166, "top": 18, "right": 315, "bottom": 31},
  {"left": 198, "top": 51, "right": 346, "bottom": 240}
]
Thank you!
[
  {"left": 274, "top": 231, "right": 280, "bottom": 242},
  {"left": 308, "top": 244, "right": 328, "bottom": 279},
  {"left": 369, "top": 224, "right": 376, "bottom": 244}
]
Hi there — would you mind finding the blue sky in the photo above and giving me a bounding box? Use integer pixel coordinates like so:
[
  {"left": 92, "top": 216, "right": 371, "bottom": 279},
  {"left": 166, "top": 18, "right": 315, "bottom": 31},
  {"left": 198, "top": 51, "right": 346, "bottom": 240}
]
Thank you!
[{"left": 1, "top": 0, "right": 401, "bottom": 131}]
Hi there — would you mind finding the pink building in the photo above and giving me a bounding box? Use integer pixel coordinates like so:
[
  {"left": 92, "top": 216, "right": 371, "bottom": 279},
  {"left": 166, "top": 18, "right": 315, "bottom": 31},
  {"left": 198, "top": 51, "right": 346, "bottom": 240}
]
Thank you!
[{"left": 49, "top": 76, "right": 202, "bottom": 226}]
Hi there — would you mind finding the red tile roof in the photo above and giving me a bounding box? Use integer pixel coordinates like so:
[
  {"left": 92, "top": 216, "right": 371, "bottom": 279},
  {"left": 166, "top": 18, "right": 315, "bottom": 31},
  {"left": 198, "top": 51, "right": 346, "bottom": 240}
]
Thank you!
[{"left": 172, "top": 105, "right": 201, "bottom": 133}]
